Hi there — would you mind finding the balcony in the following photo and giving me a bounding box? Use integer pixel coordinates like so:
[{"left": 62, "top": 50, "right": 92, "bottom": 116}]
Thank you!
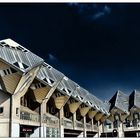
[
  {"left": 20, "top": 111, "right": 40, "bottom": 122},
  {"left": 93, "top": 125, "right": 98, "bottom": 132},
  {"left": 75, "top": 120, "right": 84, "bottom": 130},
  {"left": 123, "top": 123, "right": 140, "bottom": 132},
  {"left": 103, "top": 125, "right": 114, "bottom": 133},
  {"left": 43, "top": 113, "right": 59, "bottom": 128},
  {"left": 64, "top": 117, "right": 73, "bottom": 129},
  {"left": 86, "top": 123, "right": 92, "bottom": 131},
  {"left": 20, "top": 106, "right": 40, "bottom": 126}
]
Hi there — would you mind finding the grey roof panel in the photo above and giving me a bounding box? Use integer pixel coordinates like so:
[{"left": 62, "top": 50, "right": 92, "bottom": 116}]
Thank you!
[
  {"left": 86, "top": 94, "right": 100, "bottom": 108},
  {"left": 0, "top": 39, "right": 44, "bottom": 72},
  {"left": 36, "top": 63, "right": 64, "bottom": 86},
  {"left": 102, "top": 101, "right": 111, "bottom": 115},
  {"left": 57, "top": 77, "right": 77, "bottom": 96},
  {"left": 76, "top": 87, "right": 89, "bottom": 102},
  {"left": 134, "top": 90, "right": 140, "bottom": 109},
  {"left": 85, "top": 93, "right": 110, "bottom": 115},
  {"left": 115, "top": 90, "right": 129, "bottom": 113}
]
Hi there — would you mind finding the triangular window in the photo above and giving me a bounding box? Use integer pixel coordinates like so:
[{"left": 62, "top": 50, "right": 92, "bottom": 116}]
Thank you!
[{"left": 13, "top": 62, "right": 20, "bottom": 68}]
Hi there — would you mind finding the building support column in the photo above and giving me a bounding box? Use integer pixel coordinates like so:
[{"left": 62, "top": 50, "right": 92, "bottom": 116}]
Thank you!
[
  {"left": 98, "top": 121, "right": 102, "bottom": 138},
  {"left": 83, "top": 116, "right": 87, "bottom": 137},
  {"left": 40, "top": 100, "right": 47, "bottom": 138},
  {"left": 118, "top": 122, "right": 124, "bottom": 137},
  {"left": 59, "top": 107, "right": 64, "bottom": 137},
  {"left": 73, "top": 112, "right": 76, "bottom": 129},
  {"left": 91, "top": 118, "right": 94, "bottom": 131},
  {"left": 10, "top": 95, "right": 20, "bottom": 137}
]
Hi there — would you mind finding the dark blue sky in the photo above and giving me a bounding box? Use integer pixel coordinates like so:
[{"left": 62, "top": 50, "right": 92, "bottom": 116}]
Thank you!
[{"left": 0, "top": 3, "right": 140, "bottom": 100}]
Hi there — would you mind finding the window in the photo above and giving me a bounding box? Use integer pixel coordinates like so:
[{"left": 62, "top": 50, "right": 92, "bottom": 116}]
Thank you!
[
  {"left": 10, "top": 67, "right": 17, "bottom": 73},
  {"left": 4, "top": 44, "right": 10, "bottom": 48},
  {"left": 80, "top": 96, "right": 83, "bottom": 100},
  {"left": 47, "top": 66, "right": 52, "bottom": 69},
  {"left": 0, "top": 42, "right": 6, "bottom": 45},
  {"left": 0, "top": 107, "right": 4, "bottom": 114},
  {"left": 17, "top": 46, "right": 23, "bottom": 51},
  {"left": 50, "top": 79, "right": 54, "bottom": 84},
  {"left": 70, "top": 99, "right": 75, "bottom": 104},
  {"left": 55, "top": 92, "right": 61, "bottom": 97},
  {"left": 81, "top": 104, "right": 85, "bottom": 108},
  {"left": 43, "top": 78, "right": 48, "bottom": 83},
  {"left": 41, "top": 83, "right": 46, "bottom": 88},
  {"left": 67, "top": 89, "right": 71, "bottom": 93},
  {"left": 7, "top": 69, "right": 11, "bottom": 75},
  {"left": 43, "top": 63, "right": 49, "bottom": 67},
  {"left": 34, "top": 83, "right": 46, "bottom": 89},
  {"left": 16, "top": 108, "right": 19, "bottom": 116},
  {"left": 3, "top": 70, "right": 7, "bottom": 75},
  {"left": 2, "top": 68, "right": 17, "bottom": 76},
  {"left": 23, "top": 50, "right": 28, "bottom": 53},
  {"left": 22, "top": 63, "right": 29, "bottom": 69},
  {"left": 62, "top": 88, "right": 66, "bottom": 93},
  {"left": 13, "top": 62, "right": 20, "bottom": 68}
]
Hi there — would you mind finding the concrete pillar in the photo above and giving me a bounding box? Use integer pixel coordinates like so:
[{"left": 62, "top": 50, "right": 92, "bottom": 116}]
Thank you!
[
  {"left": 98, "top": 121, "right": 103, "bottom": 137},
  {"left": 91, "top": 118, "right": 94, "bottom": 131},
  {"left": 40, "top": 100, "right": 47, "bottom": 138},
  {"left": 73, "top": 112, "right": 76, "bottom": 129},
  {"left": 83, "top": 116, "right": 87, "bottom": 137},
  {"left": 10, "top": 95, "right": 20, "bottom": 137},
  {"left": 118, "top": 122, "right": 124, "bottom": 137},
  {"left": 59, "top": 107, "right": 64, "bottom": 137}
]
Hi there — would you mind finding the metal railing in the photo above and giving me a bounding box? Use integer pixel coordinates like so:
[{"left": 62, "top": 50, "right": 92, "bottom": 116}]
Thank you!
[
  {"left": 75, "top": 120, "right": 84, "bottom": 130},
  {"left": 20, "top": 111, "right": 40, "bottom": 122},
  {"left": 103, "top": 124, "right": 114, "bottom": 133},
  {"left": 86, "top": 123, "right": 92, "bottom": 131},
  {"left": 93, "top": 125, "right": 98, "bottom": 131},
  {"left": 123, "top": 123, "right": 140, "bottom": 131},
  {"left": 43, "top": 113, "right": 59, "bottom": 127},
  {"left": 64, "top": 117, "right": 73, "bottom": 128}
]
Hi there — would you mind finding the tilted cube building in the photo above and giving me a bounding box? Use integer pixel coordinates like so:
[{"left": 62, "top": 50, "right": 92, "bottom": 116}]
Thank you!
[{"left": 0, "top": 39, "right": 140, "bottom": 137}]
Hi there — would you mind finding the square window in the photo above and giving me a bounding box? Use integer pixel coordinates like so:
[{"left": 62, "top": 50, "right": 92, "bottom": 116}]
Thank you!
[
  {"left": 16, "top": 108, "right": 19, "bottom": 115},
  {"left": 7, "top": 69, "right": 11, "bottom": 75},
  {"left": 13, "top": 62, "right": 20, "bottom": 68},
  {"left": 0, "top": 42, "right": 6, "bottom": 45},
  {"left": 10, "top": 67, "right": 17, "bottom": 73},
  {"left": 3, "top": 70, "right": 7, "bottom": 75},
  {"left": 4, "top": 44, "right": 10, "bottom": 47},
  {"left": 0, "top": 107, "right": 4, "bottom": 114}
]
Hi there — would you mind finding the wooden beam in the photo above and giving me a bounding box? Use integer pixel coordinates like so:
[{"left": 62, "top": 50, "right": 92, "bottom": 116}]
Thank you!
[
  {"left": 2, "top": 73, "right": 21, "bottom": 94},
  {"left": 95, "top": 112, "right": 104, "bottom": 121},
  {"left": 69, "top": 102, "right": 81, "bottom": 114},
  {"left": 0, "top": 60, "right": 21, "bottom": 94},
  {"left": 79, "top": 106, "right": 90, "bottom": 117},
  {"left": 55, "top": 96, "right": 69, "bottom": 110},
  {"left": 100, "top": 115, "right": 107, "bottom": 123},
  {"left": 88, "top": 110, "right": 97, "bottom": 119},
  {"left": 31, "top": 86, "right": 50, "bottom": 103}
]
